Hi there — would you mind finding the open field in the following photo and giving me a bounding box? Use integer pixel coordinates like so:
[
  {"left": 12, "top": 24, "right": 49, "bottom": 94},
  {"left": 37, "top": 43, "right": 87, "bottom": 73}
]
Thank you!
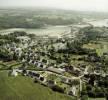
[
  {"left": 0, "top": 71, "right": 74, "bottom": 100},
  {"left": 83, "top": 40, "right": 108, "bottom": 56},
  {"left": 89, "top": 98, "right": 106, "bottom": 100}
]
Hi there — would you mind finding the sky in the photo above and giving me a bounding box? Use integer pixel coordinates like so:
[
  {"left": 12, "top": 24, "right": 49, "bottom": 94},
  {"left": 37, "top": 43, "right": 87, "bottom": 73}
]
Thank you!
[{"left": 0, "top": 0, "right": 108, "bottom": 12}]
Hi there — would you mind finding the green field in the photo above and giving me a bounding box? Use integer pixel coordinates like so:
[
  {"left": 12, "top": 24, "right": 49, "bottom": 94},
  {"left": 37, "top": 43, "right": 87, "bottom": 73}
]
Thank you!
[
  {"left": 0, "top": 71, "right": 74, "bottom": 100},
  {"left": 89, "top": 98, "right": 106, "bottom": 100},
  {"left": 0, "top": 61, "right": 22, "bottom": 70},
  {"left": 83, "top": 40, "right": 108, "bottom": 56}
]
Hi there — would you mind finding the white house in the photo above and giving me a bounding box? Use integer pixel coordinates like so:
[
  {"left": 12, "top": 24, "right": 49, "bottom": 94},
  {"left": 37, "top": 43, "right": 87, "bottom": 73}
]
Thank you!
[{"left": 11, "top": 69, "right": 18, "bottom": 77}]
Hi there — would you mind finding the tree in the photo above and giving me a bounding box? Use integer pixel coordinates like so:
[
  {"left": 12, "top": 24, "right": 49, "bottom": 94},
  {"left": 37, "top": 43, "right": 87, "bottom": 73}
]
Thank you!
[
  {"left": 51, "top": 85, "right": 64, "bottom": 93},
  {"left": 86, "top": 85, "right": 92, "bottom": 91}
]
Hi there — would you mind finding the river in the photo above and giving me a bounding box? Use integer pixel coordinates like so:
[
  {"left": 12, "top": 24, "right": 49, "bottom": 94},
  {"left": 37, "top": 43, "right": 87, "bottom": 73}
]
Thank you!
[
  {"left": 0, "top": 19, "right": 108, "bottom": 37},
  {"left": 87, "top": 19, "right": 108, "bottom": 27},
  {"left": 0, "top": 26, "right": 70, "bottom": 37}
]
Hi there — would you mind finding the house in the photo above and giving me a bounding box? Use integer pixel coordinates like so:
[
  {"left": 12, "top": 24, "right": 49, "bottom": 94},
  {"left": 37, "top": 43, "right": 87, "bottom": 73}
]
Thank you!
[
  {"left": 58, "top": 63, "right": 67, "bottom": 68},
  {"left": 28, "top": 71, "right": 40, "bottom": 78},
  {"left": 34, "top": 61, "right": 38, "bottom": 65},
  {"left": 62, "top": 77, "right": 80, "bottom": 86},
  {"left": 29, "top": 60, "right": 32, "bottom": 64},
  {"left": 15, "top": 48, "right": 22, "bottom": 53},
  {"left": 47, "top": 67, "right": 64, "bottom": 74},
  {"left": 34, "top": 73, "right": 40, "bottom": 78},
  {"left": 11, "top": 69, "right": 18, "bottom": 77},
  {"left": 22, "top": 58, "right": 26, "bottom": 63},
  {"left": 37, "top": 62, "right": 41, "bottom": 67},
  {"left": 62, "top": 77, "right": 69, "bottom": 84},
  {"left": 68, "top": 86, "right": 78, "bottom": 96},
  {"left": 17, "top": 36, "right": 30, "bottom": 42},
  {"left": 40, "top": 64, "right": 46, "bottom": 69},
  {"left": 22, "top": 69, "right": 28, "bottom": 76}
]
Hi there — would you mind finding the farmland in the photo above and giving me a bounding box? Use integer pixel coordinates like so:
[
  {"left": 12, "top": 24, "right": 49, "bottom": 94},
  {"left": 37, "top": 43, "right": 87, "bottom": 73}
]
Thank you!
[{"left": 83, "top": 40, "right": 108, "bottom": 56}]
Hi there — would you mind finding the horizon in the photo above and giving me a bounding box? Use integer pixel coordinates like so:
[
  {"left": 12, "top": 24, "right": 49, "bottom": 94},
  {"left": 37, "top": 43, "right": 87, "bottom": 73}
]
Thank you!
[
  {"left": 0, "top": 0, "right": 108, "bottom": 12},
  {"left": 0, "top": 6, "right": 108, "bottom": 14}
]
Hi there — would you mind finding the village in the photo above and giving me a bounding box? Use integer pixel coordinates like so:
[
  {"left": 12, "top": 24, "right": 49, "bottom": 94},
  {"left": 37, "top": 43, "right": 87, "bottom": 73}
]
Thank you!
[
  {"left": 1, "top": 28, "right": 83, "bottom": 97},
  {"left": 0, "top": 23, "right": 108, "bottom": 99}
]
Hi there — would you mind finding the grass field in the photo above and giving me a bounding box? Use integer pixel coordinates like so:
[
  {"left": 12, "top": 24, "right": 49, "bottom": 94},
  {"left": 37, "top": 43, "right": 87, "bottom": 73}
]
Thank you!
[
  {"left": 83, "top": 41, "right": 108, "bottom": 56},
  {"left": 89, "top": 98, "right": 106, "bottom": 100},
  {"left": 0, "top": 71, "right": 74, "bottom": 100}
]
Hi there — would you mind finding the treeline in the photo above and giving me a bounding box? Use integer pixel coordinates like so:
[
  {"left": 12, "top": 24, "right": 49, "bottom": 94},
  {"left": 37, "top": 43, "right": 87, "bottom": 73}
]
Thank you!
[
  {"left": 0, "top": 34, "right": 20, "bottom": 45},
  {"left": 0, "top": 15, "right": 81, "bottom": 29},
  {"left": 33, "top": 17, "right": 80, "bottom": 25},
  {"left": 81, "top": 74, "right": 108, "bottom": 99},
  {"left": 0, "top": 31, "right": 28, "bottom": 45},
  {"left": 0, "top": 16, "right": 44, "bottom": 29},
  {"left": 79, "top": 26, "right": 106, "bottom": 43}
]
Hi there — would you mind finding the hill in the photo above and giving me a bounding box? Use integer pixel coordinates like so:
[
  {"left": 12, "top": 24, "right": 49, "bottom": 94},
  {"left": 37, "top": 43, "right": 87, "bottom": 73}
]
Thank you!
[{"left": 0, "top": 71, "right": 74, "bottom": 100}]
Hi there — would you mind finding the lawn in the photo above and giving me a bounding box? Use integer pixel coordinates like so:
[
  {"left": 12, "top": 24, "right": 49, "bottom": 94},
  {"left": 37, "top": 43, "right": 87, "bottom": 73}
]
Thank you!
[{"left": 0, "top": 71, "right": 74, "bottom": 100}]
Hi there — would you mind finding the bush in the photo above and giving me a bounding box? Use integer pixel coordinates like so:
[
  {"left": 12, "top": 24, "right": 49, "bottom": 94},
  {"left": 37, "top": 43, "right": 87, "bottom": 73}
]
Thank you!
[
  {"left": 81, "top": 95, "right": 88, "bottom": 100},
  {"left": 88, "top": 91, "right": 96, "bottom": 98},
  {"left": 51, "top": 85, "right": 64, "bottom": 93},
  {"left": 86, "top": 85, "right": 92, "bottom": 91},
  {"left": 81, "top": 90, "right": 87, "bottom": 96}
]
